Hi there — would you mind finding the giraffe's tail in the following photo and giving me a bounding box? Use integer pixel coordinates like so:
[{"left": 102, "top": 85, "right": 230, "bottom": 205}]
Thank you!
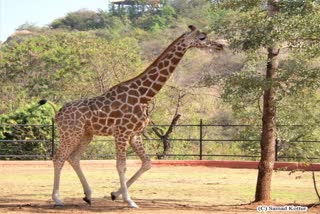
[{"left": 38, "top": 99, "right": 57, "bottom": 115}]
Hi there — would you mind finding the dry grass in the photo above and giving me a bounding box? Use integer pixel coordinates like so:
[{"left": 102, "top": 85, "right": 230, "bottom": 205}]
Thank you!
[{"left": 0, "top": 161, "right": 319, "bottom": 213}]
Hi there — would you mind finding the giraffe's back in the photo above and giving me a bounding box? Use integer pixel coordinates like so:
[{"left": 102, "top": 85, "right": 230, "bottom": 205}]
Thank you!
[
  {"left": 86, "top": 91, "right": 150, "bottom": 136},
  {"left": 55, "top": 89, "right": 149, "bottom": 138}
]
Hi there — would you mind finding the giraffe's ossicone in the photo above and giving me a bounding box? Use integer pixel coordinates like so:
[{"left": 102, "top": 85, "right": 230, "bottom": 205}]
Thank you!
[{"left": 51, "top": 25, "right": 224, "bottom": 208}]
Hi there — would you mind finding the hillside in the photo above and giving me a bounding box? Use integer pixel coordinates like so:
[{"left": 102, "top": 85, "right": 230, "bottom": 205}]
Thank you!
[{"left": 0, "top": 1, "right": 231, "bottom": 125}]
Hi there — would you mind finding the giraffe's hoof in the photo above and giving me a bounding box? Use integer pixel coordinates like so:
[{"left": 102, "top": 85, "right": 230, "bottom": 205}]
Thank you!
[
  {"left": 83, "top": 197, "right": 91, "bottom": 205},
  {"left": 128, "top": 201, "right": 139, "bottom": 208},
  {"left": 54, "top": 204, "right": 64, "bottom": 209},
  {"left": 111, "top": 192, "right": 117, "bottom": 201}
]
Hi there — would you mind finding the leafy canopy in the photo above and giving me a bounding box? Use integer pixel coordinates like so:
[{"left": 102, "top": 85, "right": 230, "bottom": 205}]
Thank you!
[{"left": 207, "top": 1, "right": 320, "bottom": 159}]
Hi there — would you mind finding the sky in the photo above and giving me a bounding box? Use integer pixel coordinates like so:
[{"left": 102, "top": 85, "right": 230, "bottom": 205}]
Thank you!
[{"left": 0, "top": 0, "right": 110, "bottom": 42}]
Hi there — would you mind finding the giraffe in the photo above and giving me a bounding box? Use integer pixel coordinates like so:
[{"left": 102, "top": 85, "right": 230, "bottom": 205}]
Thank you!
[{"left": 51, "top": 25, "right": 223, "bottom": 208}]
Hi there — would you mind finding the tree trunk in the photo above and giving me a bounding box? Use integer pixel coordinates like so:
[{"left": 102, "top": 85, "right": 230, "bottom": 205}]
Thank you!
[
  {"left": 254, "top": 0, "right": 279, "bottom": 202},
  {"left": 255, "top": 47, "right": 279, "bottom": 201}
]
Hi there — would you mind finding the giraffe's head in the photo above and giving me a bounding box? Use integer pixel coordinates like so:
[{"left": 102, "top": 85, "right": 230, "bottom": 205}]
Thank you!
[{"left": 182, "top": 25, "right": 224, "bottom": 51}]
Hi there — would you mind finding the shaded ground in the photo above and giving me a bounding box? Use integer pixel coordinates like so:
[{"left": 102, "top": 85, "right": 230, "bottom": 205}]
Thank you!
[
  {"left": 0, "top": 198, "right": 261, "bottom": 214},
  {"left": 0, "top": 161, "right": 319, "bottom": 213}
]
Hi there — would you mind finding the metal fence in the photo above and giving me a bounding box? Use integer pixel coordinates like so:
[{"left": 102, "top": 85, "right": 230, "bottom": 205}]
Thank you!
[
  {"left": 1, "top": 119, "right": 320, "bottom": 161},
  {"left": 0, "top": 121, "right": 54, "bottom": 159}
]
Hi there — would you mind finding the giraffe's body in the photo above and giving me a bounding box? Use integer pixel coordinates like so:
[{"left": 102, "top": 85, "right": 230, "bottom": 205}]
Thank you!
[{"left": 52, "top": 25, "right": 223, "bottom": 208}]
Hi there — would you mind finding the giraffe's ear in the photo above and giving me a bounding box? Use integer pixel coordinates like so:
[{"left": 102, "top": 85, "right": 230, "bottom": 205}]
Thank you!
[{"left": 188, "top": 25, "right": 196, "bottom": 31}]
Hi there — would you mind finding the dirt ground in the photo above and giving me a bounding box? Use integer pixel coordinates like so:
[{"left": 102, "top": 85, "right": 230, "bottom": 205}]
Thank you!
[{"left": 0, "top": 161, "right": 319, "bottom": 214}]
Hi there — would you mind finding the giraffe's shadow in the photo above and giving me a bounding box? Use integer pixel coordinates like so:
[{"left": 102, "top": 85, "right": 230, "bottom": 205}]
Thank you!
[{"left": 0, "top": 197, "right": 259, "bottom": 213}]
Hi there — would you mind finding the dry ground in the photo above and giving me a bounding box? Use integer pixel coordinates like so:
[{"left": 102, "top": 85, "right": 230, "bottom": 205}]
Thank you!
[{"left": 0, "top": 161, "right": 319, "bottom": 213}]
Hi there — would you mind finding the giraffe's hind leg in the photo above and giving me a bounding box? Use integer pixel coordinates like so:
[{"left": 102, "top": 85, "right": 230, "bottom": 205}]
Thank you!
[
  {"left": 111, "top": 135, "right": 151, "bottom": 201},
  {"left": 67, "top": 133, "right": 93, "bottom": 205},
  {"left": 52, "top": 138, "right": 79, "bottom": 207}
]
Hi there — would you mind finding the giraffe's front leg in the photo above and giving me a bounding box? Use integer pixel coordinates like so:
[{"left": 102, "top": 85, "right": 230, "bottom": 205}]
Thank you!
[{"left": 114, "top": 135, "right": 138, "bottom": 208}]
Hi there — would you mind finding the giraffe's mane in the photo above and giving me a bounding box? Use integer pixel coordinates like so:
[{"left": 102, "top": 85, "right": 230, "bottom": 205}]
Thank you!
[{"left": 107, "top": 33, "right": 186, "bottom": 92}]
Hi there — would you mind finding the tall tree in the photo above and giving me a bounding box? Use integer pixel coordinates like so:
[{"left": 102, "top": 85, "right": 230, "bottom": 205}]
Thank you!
[
  {"left": 255, "top": 0, "right": 279, "bottom": 202},
  {"left": 209, "top": 0, "right": 320, "bottom": 202}
]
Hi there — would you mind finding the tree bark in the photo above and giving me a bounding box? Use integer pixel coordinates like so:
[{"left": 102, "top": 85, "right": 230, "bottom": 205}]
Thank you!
[
  {"left": 254, "top": 0, "right": 279, "bottom": 202},
  {"left": 254, "top": 48, "right": 279, "bottom": 201}
]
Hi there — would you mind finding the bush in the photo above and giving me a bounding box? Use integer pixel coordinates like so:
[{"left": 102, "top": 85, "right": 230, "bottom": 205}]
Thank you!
[{"left": 0, "top": 101, "right": 55, "bottom": 159}]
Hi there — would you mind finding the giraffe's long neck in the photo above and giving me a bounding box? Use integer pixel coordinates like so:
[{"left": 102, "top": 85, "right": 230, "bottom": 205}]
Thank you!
[{"left": 126, "top": 34, "right": 188, "bottom": 103}]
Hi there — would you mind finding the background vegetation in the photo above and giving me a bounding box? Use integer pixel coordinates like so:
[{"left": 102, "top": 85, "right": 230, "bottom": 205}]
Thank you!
[{"left": 0, "top": 0, "right": 319, "bottom": 161}]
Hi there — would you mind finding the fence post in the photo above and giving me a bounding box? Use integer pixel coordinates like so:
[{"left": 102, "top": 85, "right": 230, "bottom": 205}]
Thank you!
[
  {"left": 275, "top": 138, "right": 279, "bottom": 161},
  {"left": 51, "top": 118, "right": 55, "bottom": 158},
  {"left": 199, "top": 119, "right": 203, "bottom": 160}
]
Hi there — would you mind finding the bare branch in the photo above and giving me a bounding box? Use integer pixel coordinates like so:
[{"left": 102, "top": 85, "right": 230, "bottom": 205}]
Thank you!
[
  {"left": 152, "top": 126, "right": 163, "bottom": 138},
  {"left": 164, "top": 114, "right": 181, "bottom": 137},
  {"left": 313, "top": 171, "right": 320, "bottom": 201},
  {"left": 151, "top": 95, "right": 184, "bottom": 159}
]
